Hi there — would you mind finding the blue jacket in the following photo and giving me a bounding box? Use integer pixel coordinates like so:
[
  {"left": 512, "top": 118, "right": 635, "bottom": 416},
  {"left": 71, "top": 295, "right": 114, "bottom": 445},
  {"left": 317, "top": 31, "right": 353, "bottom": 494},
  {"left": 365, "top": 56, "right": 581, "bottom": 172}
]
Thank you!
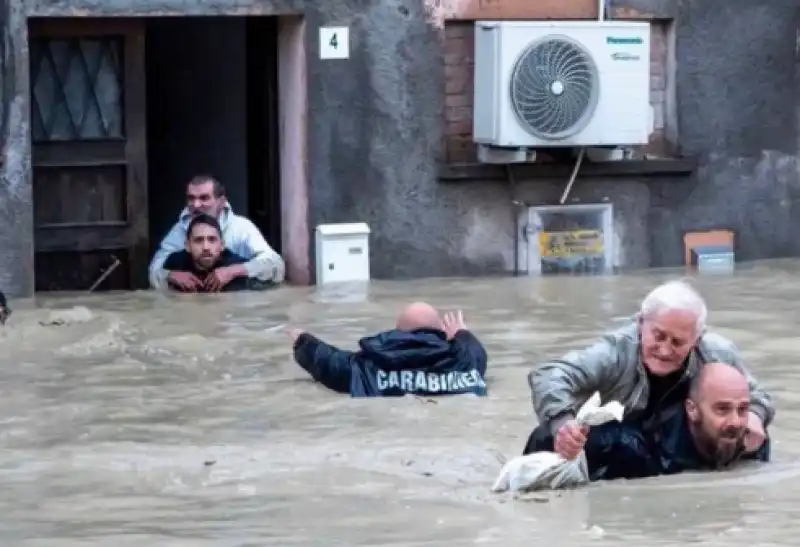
[
  {"left": 292, "top": 328, "right": 488, "bottom": 397},
  {"left": 523, "top": 405, "right": 770, "bottom": 481}
]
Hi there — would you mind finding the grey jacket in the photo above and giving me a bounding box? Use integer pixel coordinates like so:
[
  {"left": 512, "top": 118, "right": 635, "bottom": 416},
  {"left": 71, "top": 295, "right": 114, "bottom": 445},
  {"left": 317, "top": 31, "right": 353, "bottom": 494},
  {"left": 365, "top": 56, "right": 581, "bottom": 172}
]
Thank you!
[{"left": 529, "top": 321, "right": 775, "bottom": 433}]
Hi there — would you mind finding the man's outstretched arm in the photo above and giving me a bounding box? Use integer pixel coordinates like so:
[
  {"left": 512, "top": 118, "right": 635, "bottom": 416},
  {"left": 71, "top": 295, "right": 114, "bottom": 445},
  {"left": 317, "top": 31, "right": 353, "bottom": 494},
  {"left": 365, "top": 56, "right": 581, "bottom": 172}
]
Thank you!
[{"left": 291, "top": 330, "right": 358, "bottom": 394}]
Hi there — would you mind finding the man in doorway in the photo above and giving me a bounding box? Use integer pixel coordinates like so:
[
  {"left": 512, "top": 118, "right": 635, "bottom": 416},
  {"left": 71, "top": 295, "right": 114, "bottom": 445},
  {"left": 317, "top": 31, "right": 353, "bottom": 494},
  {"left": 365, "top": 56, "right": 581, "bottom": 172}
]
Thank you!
[
  {"left": 286, "top": 303, "right": 488, "bottom": 397},
  {"left": 149, "top": 174, "right": 285, "bottom": 291},
  {"left": 523, "top": 361, "right": 771, "bottom": 481},
  {"left": 162, "top": 214, "right": 272, "bottom": 292}
]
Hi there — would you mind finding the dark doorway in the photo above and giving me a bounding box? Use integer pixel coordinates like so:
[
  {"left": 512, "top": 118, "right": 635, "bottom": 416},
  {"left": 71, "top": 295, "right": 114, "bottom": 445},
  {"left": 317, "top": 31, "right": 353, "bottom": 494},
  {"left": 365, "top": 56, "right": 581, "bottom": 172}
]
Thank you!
[
  {"left": 145, "top": 16, "right": 282, "bottom": 264},
  {"left": 28, "top": 16, "right": 282, "bottom": 292}
]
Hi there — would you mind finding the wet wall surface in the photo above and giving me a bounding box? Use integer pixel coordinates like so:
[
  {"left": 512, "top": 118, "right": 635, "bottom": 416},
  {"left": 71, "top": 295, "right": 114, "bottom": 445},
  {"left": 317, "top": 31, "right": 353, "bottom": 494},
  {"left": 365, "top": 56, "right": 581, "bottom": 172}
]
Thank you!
[
  {"left": 308, "top": 0, "right": 800, "bottom": 277},
  {"left": 648, "top": 0, "right": 800, "bottom": 266},
  {"left": 1, "top": 0, "right": 799, "bottom": 296}
]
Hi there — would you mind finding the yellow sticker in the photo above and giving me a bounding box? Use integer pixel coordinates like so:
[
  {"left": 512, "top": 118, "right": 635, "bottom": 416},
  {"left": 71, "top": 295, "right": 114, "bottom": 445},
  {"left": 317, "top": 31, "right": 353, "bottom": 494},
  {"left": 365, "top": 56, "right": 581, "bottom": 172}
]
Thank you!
[{"left": 539, "top": 230, "right": 604, "bottom": 258}]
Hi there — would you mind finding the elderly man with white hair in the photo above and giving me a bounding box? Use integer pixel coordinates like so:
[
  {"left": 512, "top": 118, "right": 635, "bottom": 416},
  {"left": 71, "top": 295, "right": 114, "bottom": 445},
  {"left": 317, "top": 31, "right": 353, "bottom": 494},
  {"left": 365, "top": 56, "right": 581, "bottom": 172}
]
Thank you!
[{"left": 529, "top": 279, "right": 774, "bottom": 461}]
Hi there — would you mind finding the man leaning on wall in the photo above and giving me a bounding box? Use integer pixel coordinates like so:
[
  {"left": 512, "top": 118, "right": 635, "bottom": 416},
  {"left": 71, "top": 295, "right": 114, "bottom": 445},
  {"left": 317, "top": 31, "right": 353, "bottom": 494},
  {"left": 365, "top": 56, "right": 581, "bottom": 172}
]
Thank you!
[{"left": 148, "top": 174, "right": 285, "bottom": 292}]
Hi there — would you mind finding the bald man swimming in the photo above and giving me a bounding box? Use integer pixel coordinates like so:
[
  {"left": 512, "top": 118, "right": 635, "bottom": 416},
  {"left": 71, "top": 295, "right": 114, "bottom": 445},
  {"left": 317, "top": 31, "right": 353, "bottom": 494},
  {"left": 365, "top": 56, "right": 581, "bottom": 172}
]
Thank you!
[
  {"left": 524, "top": 361, "right": 771, "bottom": 481},
  {"left": 286, "top": 303, "right": 488, "bottom": 397}
]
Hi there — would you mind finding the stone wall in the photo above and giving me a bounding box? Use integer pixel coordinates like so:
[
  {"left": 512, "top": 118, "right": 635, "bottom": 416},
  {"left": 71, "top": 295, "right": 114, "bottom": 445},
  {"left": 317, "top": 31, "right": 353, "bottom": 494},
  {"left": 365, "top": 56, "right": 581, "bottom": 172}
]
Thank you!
[{"left": 647, "top": 0, "right": 800, "bottom": 266}]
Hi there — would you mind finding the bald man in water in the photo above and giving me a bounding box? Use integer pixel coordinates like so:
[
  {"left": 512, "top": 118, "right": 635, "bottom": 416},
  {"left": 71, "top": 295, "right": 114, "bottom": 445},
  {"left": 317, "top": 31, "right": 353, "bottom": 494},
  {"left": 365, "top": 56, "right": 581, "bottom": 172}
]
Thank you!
[
  {"left": 683, "top": 361, "right": 762, "bottom": 466},
  {"left": 524, "top": 361, "right": 771, "bottom": 480},
  {"left": 286, "top": 302, "right": 488, "bottom": 397}
]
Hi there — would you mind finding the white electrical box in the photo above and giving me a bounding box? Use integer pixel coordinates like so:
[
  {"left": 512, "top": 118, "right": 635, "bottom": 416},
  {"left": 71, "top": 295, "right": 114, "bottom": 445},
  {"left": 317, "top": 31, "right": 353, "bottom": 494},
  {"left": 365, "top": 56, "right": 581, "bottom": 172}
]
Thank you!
[{"left": 315, "top": 222, "right": 371, "bottom": 285}]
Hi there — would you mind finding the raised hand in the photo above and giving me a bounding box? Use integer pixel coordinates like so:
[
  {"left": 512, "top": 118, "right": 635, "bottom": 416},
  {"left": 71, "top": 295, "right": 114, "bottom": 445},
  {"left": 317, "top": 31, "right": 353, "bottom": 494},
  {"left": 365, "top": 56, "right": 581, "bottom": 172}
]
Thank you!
[{"left": 442, "top": 310, "right": 467, "bottom": 339}]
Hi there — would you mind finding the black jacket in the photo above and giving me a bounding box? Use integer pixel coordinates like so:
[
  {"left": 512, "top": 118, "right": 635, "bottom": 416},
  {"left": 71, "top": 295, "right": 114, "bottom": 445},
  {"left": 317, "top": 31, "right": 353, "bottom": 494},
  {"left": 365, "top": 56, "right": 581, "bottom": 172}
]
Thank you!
[
  {"left": 523, "top": 405, "right": 770, "bottom": 481},
  {"left": 0, "top": 289, "right": 8, "bottom": 325},
  {"left": 163, "top": 250, "right": 272, "bottom": 292},
  {"left": 293, "top": 328, "right": 488, "bottom": 397}
]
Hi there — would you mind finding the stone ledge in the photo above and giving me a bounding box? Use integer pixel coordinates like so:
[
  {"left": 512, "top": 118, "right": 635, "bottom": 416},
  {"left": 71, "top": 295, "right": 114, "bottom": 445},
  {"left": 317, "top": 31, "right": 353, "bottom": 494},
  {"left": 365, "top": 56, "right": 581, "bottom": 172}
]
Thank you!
[{"left": 438, "top": 158, "right": 696, "bottom": 182}]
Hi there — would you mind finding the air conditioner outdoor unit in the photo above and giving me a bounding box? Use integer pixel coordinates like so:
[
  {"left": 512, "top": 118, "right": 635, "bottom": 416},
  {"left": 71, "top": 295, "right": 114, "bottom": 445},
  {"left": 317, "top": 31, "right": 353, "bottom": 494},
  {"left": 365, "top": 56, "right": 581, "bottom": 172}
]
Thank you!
[{"left": 473, "top": 21, "right": 651, "bottom": 150}]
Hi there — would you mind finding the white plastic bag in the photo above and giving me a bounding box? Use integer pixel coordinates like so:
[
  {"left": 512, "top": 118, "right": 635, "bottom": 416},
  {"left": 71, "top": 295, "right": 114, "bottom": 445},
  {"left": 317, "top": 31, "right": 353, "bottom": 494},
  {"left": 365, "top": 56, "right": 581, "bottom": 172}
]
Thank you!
[{"left": 492, "top": 392, "right": 625, "bottom": 493}]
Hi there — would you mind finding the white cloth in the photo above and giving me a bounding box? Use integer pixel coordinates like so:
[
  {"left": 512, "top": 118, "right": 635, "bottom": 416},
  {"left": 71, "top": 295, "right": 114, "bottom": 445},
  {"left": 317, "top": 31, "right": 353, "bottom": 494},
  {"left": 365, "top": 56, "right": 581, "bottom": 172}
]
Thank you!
[{"left": 492, "top": 392, "right": 624, "bottom": 493}]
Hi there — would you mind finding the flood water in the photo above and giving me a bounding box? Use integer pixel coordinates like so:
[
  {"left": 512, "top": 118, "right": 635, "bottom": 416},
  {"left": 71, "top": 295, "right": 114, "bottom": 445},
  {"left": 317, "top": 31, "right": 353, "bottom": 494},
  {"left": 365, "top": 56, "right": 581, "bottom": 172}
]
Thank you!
[{"left": 1, "top": 260, "right": 799, "bottom": 546}]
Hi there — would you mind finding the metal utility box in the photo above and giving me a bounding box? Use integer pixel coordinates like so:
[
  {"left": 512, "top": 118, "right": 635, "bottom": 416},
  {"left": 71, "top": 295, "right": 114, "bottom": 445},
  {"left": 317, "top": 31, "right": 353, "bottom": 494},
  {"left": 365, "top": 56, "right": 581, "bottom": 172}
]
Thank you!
[
  {"left": 517, "top": 203, "right": 615, "bottom": 275},
  {"left": 315, "top": 223, "right": 371, "bottom": 285},
  {"left": 691, "top": 245, "right": 735, "bottom": 274}
]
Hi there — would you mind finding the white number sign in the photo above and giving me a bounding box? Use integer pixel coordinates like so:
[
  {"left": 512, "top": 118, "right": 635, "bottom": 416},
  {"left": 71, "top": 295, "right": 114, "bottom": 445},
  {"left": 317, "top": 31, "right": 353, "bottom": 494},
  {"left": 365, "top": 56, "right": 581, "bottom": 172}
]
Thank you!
[{"left": 319, "top": 26, "right": 349, "bottom": 60}]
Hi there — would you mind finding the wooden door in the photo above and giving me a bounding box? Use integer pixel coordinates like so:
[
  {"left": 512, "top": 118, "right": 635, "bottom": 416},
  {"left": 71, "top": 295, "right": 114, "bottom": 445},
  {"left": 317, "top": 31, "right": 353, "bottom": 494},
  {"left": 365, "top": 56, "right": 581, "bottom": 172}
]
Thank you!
[{"left": 29, "top": 18, "right": 148, "bottom": 291}]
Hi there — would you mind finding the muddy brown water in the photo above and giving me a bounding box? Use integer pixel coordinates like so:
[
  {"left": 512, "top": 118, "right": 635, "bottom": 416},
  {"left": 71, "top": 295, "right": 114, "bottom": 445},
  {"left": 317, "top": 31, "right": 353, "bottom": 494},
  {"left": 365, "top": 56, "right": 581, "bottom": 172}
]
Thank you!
[{"left": 1, "top": 260, "right": 799, "bottom": 545}]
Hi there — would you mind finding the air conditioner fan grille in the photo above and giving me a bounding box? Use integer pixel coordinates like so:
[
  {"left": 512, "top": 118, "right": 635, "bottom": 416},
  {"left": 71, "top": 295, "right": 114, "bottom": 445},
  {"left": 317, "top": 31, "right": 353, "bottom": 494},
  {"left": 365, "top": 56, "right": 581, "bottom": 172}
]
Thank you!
[{"left": 510, "top": 36, "right": 600, "bottom": 140}]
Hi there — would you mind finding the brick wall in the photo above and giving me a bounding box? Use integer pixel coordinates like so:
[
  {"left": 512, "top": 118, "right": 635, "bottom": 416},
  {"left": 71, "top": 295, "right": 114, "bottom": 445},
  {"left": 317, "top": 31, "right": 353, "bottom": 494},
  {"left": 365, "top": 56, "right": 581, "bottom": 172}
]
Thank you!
[{"left": 443, "top": 21, "right": 670, "bottom": 163}]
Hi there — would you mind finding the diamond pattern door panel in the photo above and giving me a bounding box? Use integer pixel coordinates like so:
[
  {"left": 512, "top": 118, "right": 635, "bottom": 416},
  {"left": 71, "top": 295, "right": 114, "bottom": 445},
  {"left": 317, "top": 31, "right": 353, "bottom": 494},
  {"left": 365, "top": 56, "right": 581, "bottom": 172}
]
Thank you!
[{"left": 31, "top": 38, "right": 124, "bottom": 142}]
